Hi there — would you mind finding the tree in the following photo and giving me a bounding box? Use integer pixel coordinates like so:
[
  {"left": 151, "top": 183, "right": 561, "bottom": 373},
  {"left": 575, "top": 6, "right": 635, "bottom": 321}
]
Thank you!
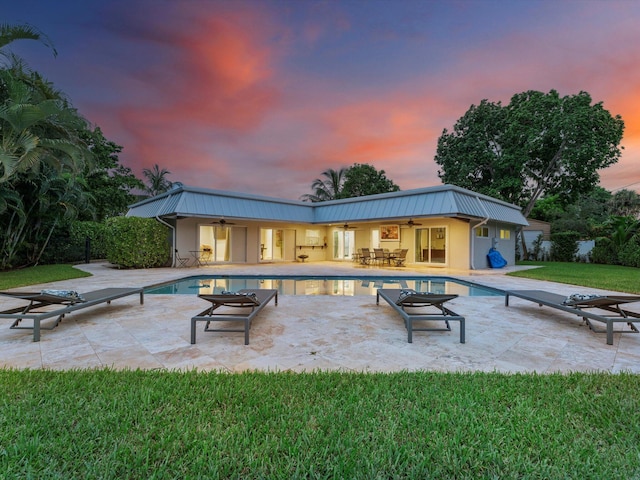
[
  {"left": 530, "top": 188, "right": 612, "bottom": 239},
  {"left": 0, "top": 23, "right": 98, "bottom": 268},
  {"left": 435, "top": 90, "right": 625, "bottom": 219},
  {"left": 81, "top": 126, "right": 143, "bottom": 221},
  {"left": 0, "top": 68, "right": 91, "bottom": 183},
  {"left": 339, "top": 163, "right": 400, "bottom": 198},
  {"left": 142, "top": 164, "right": 173, "bottom": 196},
  {"left": 0, "top": 22, "right": 57, "bottom": 67},
  {"left": 608, "top": 189, "right": 640, "bottom": 218},
  {"left": 300, "top": 167, "right": 346, "bottom": 202}
]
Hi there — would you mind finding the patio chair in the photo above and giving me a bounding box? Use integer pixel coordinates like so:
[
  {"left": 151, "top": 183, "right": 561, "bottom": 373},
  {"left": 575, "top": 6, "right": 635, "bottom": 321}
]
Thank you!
[
  {"left": 0, "top": 288, "right": 144, "bottom": 342},
  {"left": 393, "top": 249, "right": 408, "bottom": 266},
  {"left": 376, "top": 288, "right": 465, "bottom": 343},
  {"left": 373, "top": 248, "right": 386, "bottom": 266},
  {"left": 191, "top": 289, "right": 278, "bottom": 345},
  {"left": 200, "top": 245, "right": 213, "bottom": 263},
  {"left": 175, "top": 249, "right": 190, "bottom": 267},
  {"left": 505, "top": 290, "right": 640, "bottom": 345},
  {"left": 358, "top": 248, "right": 372, "bottom": 265}
]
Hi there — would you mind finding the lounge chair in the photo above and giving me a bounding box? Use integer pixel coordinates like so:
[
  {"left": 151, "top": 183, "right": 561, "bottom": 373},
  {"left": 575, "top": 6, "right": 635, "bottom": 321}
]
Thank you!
[
  {"left": 191, "top": 289, "right": 278, "bottom": 345},
  {"left": 504, "top": 290, "right": 640, "bottom": 345},
  {"left": 376, "top": 289, "right": 465, "bottom": 343},
  {"left": 0, "top": 288, "right": 144, "bottom": 342}
]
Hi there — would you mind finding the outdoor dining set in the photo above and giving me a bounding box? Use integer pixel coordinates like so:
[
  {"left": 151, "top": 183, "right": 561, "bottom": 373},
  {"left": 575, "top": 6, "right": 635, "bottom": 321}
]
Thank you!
[{"left": 353, "top": 248, "right": 408, "bottom": 267}]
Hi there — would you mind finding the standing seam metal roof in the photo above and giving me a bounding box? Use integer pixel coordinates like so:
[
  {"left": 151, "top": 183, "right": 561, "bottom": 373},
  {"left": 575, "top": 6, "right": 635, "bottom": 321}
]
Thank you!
[{"left": 126, "top": 184, "right": 528, "bottom": 226}]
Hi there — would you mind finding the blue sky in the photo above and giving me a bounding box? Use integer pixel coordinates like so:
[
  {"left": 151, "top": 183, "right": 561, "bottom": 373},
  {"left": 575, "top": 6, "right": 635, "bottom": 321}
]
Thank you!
[{"left": 5, "top": 0, "right": 640, "bottom": 198}]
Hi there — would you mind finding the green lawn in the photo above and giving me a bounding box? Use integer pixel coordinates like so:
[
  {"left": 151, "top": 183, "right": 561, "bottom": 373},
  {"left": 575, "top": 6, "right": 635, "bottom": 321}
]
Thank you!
[
  {"left": 2, "top": 369, "right": 639, "bottom": 479},
  {"left": 508, "top": 262, "right": 640, "bottom": 294},
  {"left": 0, "top": 264, "right": 91, "bottom": 290},
  {"left": 1, "top": 263, "right": 639, "bottom": 478}
]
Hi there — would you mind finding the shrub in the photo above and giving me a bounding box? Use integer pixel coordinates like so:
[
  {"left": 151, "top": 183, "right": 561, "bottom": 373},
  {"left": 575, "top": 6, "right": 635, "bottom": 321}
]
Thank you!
[
  {"left": 591, "top": 237, "right": 619, "bottom": 265},
  {"left": 105, "top": 217, "right": 170, "bottom": 268},
  {"left": 550, "top": 231, "right": 580, "bottom": 262},
  {"left": 618, "top": 233, "right": 640, "bottom": 268},
  {"left": 41, "top": 221, "right": 109, "bottom": 264}
]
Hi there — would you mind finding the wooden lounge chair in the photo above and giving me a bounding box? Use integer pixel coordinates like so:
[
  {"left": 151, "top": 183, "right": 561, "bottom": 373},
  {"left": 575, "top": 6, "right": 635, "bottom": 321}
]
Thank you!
[
  {"left": 191, "top": 289, "right": 278, "bottom": 345},
  {"left": 0, "top": 288, "right": 144, "bottom": 342},
  {"left": 504, "top": 290, "right": 640, "bottom": 345},
  {"left": 376, "top": 289, "right": 465, "bottom": 343}
]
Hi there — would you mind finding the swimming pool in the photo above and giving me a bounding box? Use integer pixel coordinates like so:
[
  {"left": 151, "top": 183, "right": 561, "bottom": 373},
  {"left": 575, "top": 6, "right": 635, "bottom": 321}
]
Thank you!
[{"left": 145, "top": 275, "right": 502, "bottom": 297}]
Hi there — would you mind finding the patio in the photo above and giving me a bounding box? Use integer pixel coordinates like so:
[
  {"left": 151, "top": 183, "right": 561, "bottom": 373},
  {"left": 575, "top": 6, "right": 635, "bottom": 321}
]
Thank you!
[{"left": 1, "top": 261, "right": 639, "bottom": 373}]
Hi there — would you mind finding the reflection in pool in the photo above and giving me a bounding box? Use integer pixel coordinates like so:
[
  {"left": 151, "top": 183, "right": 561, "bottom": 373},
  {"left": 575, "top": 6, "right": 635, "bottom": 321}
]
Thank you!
[{"left": 145, "top": 275, "right": 502, "bottom": 297}]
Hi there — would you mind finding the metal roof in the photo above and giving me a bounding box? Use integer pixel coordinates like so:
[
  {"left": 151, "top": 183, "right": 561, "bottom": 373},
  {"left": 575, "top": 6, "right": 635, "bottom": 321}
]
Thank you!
[
  {"left": 127, "top": 184, "right": 528, "bottom": 226},
  {"left": 127, "top": 186, "right": 314, "bottom": 223}
]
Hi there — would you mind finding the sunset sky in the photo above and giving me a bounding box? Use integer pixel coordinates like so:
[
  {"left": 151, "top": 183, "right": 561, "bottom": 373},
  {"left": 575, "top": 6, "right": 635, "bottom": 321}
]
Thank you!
[{"left": 5, "top": 0, "right": 640, "bottom": 199}]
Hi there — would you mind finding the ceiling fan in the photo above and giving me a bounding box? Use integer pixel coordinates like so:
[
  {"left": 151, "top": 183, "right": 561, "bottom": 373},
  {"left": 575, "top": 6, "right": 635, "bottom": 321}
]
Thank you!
[
  {"left": 401, "top": 218, "right": 423, "bottom": 228},
  {"left": 210, "top": 218, "right": 235, "bottom": 226},
  {"left": 341, "top": 223, "right": 358, "bottom": 230}
]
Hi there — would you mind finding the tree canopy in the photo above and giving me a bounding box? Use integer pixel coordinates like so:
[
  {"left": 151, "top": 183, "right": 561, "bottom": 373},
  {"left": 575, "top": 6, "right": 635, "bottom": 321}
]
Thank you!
[
  {"left": 301, "top": 164, "right": 399, "bottom": 202},
  {"left": 300, "top": 168, "right": 346, "bottom": 202},
  {"left": 0, "top": 23, "right": 152, "bottom": 268},
  {"left": 142, "top": 164, "right": 173, "bottom": 196},
  {"left": 339, "top": 163, "right": 400, "bottom": 198},
  {"left": 435, "top": 90, "right": 625, "bottom": 218}
]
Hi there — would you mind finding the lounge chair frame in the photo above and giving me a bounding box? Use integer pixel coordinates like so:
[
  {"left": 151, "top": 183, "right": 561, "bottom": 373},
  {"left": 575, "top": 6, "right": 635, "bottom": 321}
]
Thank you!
[
  {"left": 505, "top": 290, "right": 640, "bottom": 345},
  {"left": 191, "top": 289, "right": 278, "bottom": 345},
  {"left": 376, "top": 289, "right": 465, "bottom": 343},
  {"left": 0, "top": 288, "right": 144, "bottom": 342}
]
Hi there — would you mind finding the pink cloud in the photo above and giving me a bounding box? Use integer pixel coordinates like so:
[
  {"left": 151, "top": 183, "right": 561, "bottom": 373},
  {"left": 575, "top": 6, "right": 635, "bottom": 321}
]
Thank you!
[
  {"left": 85, "top": 6, "right": 282, "bottom": 187},
  {"left": 79, "top": 1, "right": 640, "bottom": 198}
]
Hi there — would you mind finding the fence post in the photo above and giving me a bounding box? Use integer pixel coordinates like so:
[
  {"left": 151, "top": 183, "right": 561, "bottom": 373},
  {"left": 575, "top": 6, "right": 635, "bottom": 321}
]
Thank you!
[{"left": 85, "top": 236, "right": 91, "bottom": 264}]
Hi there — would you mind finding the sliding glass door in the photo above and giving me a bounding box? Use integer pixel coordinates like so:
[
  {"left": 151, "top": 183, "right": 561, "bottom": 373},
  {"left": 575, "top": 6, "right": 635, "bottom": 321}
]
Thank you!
[
  {"left": 415, "top": 227, "right": 447, "bottom": 264},
  {"left": 198, "top": 225, "right": 230, "bottom": 262}
]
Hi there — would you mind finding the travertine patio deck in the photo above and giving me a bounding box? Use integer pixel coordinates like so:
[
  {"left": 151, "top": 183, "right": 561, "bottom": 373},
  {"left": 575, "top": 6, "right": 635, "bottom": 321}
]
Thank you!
[{"left": 1, "top": 261, "right": 638, "bottom": 373}]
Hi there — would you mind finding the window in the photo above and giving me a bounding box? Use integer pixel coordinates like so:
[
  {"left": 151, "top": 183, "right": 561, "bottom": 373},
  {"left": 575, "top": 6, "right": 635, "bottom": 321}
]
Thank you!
[
  {"left": 305, "top": 229, "right": 321, "bottom": 246},
  {"left": 500, "top": 229, "right": 511, "bottom": 240},
  {"left": 476, "top": 227, "right": 489, "bottom": 238}
]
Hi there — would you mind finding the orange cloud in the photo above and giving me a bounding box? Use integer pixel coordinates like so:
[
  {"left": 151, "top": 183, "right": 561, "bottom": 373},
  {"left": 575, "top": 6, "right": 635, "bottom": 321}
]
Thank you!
[{"left": 88, "top": 7, "right": 283, "bottom": 186}]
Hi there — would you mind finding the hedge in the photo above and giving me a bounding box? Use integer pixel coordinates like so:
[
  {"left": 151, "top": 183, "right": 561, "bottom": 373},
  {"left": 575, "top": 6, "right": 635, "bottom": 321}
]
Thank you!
[{"left": 105, "top": 217, "right": 170, "bottom": 268}]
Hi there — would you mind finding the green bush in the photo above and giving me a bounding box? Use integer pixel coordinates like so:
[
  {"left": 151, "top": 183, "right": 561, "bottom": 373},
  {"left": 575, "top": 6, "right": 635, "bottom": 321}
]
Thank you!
[
  {"left": 72, "top": 221, "right": 109, "bottom": 259},
  {"left": 105, "top": 217, "right": 170, "bottom": 268},
  {"left": 618, "top": 233, "right": 640, "bottom": 267},
  {"left": 550, "top": 231, "right": 580, "bottom": 262},
  {"left": 41, "top": 221, "right": 110, "bottom": 264},
  {"left": 591, "top": 237, "right": 619, "bottom": 265}
]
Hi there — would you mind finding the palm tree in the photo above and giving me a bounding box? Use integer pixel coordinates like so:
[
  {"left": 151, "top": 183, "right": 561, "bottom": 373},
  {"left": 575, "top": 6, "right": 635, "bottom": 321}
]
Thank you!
[
  {"left": 0, "top": 68, "right": 91, "bottom": 183},
  {"left": 300, "top": 167, "right": 346, "bottom": 202},
  {"left": 0, "top": 22, "right": 95, "bottom": 268},
  {"left": 1, "top": 22, "right": 57, "bottom": 67},
  {"left": 142, "top": 164, "right": 173, "bottom": 196}
]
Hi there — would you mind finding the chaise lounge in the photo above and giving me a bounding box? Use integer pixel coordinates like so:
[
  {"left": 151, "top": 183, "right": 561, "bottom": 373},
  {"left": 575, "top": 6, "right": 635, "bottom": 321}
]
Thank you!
[
  {"left": 191, "top": 289, "right": 278, "bottom": 345},
  {"left": 376, "top": 289, "right": 465, "bottom": 343},
  {"left": 0, "top": 288, "right": 145, "bottom": 342},
  {"left": 505, "top": 290, "right": 640, "bottom": 345}
]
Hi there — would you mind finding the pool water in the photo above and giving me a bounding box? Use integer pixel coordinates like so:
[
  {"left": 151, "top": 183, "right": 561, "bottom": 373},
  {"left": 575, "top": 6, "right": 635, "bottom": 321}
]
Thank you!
[{"left": 145, "top": 275, "right": 502, "bottom": 297}]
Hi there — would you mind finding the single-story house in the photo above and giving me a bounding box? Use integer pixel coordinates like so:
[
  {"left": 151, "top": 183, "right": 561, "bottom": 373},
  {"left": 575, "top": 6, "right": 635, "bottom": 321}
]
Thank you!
[{"left": 126, "top": 184, "right": 528, "bottom": 269}]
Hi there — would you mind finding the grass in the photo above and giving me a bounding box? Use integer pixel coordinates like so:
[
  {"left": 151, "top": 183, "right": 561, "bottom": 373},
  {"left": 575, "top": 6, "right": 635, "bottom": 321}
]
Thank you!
[
  {"left": 508, "top": 262, "right": 640, "bottom": 294},
  {"left": 1, "top": 263, "right": 639, "bottom": 478},
  {"left": 1, "top": 369, "right": 640, "bottom": 479},
  {"left": 0, "top": 264, "right": 91, "bottom": 290}
]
